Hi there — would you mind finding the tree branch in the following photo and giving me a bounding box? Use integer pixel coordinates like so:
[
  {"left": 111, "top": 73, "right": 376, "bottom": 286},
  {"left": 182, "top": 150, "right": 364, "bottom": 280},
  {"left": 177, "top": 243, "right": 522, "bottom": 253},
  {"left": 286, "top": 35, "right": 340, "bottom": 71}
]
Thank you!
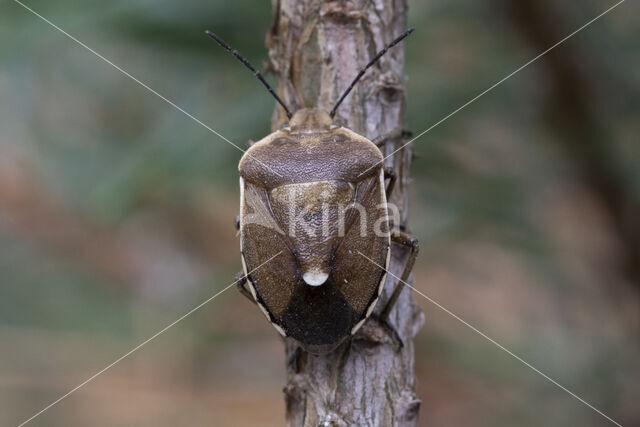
[{"left": 268, "top": 1, "right": 424, "bottom": 425}]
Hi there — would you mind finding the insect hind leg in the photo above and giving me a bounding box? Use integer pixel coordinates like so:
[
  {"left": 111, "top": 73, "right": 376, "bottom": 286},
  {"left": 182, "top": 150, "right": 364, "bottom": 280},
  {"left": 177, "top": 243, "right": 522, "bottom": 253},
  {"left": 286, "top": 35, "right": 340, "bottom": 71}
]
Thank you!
[
  {"left": 379, "top": 228, "right": 419, "bottom": 322},
  {"left": 234, "top": 272, "right": 256, "bottom": 305}
]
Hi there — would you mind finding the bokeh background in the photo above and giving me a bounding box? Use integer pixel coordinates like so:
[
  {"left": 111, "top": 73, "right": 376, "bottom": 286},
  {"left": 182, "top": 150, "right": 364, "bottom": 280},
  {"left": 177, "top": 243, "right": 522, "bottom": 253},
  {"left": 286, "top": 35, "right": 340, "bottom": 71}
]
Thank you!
[{"left": 1, "top": 0, "right": 639, "bottom": 426}]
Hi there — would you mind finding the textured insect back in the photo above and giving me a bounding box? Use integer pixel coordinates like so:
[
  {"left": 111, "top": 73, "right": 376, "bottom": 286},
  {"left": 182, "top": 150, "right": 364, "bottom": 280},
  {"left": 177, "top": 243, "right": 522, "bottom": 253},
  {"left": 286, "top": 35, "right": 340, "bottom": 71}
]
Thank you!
[
  {"left": 238, "top": 110, "right": 384, "bottom": 187},
  {"left": 206, "top": 27, "right": 415, "bottom": 353},
  {"left": 238, "top": 109, "right": 391, "bottom": 352}
]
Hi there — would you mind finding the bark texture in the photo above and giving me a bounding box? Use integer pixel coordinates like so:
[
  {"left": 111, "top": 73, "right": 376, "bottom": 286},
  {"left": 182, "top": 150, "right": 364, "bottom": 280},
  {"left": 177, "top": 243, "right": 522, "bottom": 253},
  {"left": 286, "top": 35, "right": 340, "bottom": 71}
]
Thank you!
[{"left": 267, "top": 1, "right": 424, "bottom": 425}]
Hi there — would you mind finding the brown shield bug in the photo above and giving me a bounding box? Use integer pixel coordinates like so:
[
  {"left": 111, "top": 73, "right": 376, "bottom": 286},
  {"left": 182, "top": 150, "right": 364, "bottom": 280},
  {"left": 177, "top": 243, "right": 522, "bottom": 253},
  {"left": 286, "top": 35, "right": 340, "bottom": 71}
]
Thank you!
[{"left": 206, "top": 29, "right": 419, "bottom": 353}]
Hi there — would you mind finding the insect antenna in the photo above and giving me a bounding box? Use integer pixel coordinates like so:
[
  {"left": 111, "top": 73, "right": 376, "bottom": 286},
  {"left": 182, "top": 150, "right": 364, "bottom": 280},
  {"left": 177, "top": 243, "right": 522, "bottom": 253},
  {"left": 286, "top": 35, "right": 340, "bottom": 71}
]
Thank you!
[
  {"left": 205, "top": 30, "right": 293, "bottom": 119},
  {"left": 330, "top": 28, "right": 414, "bottom": 118}
]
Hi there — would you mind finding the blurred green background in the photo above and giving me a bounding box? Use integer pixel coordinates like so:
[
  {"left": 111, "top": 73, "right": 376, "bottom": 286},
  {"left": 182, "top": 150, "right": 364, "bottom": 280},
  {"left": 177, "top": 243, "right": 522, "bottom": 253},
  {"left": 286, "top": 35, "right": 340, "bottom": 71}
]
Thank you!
[{"left": 1, "top": 0, "right": 639, "bottom": 426}]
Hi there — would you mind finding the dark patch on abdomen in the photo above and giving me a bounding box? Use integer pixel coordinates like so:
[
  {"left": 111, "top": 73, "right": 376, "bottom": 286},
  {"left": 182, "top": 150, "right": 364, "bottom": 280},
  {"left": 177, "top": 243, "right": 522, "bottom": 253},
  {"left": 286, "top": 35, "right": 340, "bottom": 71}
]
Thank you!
[{"left": 280, "top": 280, "right": 357, "bottom": 346}]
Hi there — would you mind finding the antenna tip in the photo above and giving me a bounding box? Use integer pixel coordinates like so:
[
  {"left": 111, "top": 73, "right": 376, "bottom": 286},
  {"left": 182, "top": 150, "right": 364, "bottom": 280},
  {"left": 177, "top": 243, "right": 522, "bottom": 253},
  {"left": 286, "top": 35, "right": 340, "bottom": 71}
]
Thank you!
[
  {"left": 204, "top": 30, "right": 220, "bottom": 40},
  {"left": 205, "top": 31, "right": 230, "bottom": 50}
]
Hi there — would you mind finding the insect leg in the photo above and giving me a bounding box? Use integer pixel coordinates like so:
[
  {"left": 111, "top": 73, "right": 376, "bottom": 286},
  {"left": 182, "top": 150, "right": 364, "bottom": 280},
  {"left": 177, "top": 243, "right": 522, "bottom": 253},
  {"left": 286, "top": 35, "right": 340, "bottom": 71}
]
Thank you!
[
  {"left": 373, "top": 128, "right": 412, "bottom": 199},
  {"left": 287, "top": 345, "right": 306, "bottom": 373},
  {"left": 379, "top": 228, "right": 419, "bottom": 321},
  {"left": 235, "top": 272, "right": 256, "bottom": 305},
  {"left": 371, "top": 128, "right": 412, "bottom": 149},
  {"left": 384, "top": 166, "right": 396, "bottom": 200}
]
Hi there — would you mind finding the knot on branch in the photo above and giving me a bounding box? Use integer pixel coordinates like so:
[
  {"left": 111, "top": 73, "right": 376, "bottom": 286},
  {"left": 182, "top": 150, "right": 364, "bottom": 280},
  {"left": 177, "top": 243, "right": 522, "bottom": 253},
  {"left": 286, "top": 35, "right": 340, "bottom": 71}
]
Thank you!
[
  {"left": 320, "top": 1, "right": 363, "bottom": 23},
  {"left": 353, "top": 319, "right": 395, "bottom": 347},
  {"left": 284, "top": 375, "right": 307, "bottom": 423},
  {"left": 376, "top": 82, "right": 405, "bottom": 105},
  {"left": 319, "top": 412, "right": 348, "bottom": 427},
  {"left": 395, "top": 390, "right": 422, "bottom": 424}
]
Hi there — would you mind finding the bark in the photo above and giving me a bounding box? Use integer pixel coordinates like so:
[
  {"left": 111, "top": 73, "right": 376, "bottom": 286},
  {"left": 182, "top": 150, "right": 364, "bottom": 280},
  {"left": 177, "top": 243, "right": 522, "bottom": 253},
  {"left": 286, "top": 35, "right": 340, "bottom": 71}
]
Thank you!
[{"left": 267, "top": 1, "right": 424, "bottom": 425}]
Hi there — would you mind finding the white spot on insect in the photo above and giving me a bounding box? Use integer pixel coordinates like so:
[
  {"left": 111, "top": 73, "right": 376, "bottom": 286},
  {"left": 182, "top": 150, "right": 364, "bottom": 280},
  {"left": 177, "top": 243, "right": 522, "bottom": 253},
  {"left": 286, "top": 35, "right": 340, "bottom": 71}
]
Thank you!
[
  {"left": 348, "top": 250, "right": 353, "bottom": 255},
  {"left": 344, "top": 278, "right": 348, "bottom": 283},
  {"left": 303, "top": 270, "right": 329, "bottom": 286}
]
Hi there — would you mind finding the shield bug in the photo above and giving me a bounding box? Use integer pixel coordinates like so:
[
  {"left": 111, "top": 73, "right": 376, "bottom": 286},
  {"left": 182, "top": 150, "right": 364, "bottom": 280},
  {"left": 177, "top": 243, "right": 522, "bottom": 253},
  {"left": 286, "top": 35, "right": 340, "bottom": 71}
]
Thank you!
[{"left": 206, "top": 29, "right": 419, "bottom": 353}]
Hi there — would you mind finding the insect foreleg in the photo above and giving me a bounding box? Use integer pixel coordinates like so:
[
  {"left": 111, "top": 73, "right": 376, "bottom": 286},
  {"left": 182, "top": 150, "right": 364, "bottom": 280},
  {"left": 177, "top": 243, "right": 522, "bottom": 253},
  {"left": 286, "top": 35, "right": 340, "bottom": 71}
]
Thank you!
[
  {"left": 371, "top": 128, "right": 412, "bottom": 149},
  {"left": 373, "top": 128, "right": 412, "bottom": 199}
]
